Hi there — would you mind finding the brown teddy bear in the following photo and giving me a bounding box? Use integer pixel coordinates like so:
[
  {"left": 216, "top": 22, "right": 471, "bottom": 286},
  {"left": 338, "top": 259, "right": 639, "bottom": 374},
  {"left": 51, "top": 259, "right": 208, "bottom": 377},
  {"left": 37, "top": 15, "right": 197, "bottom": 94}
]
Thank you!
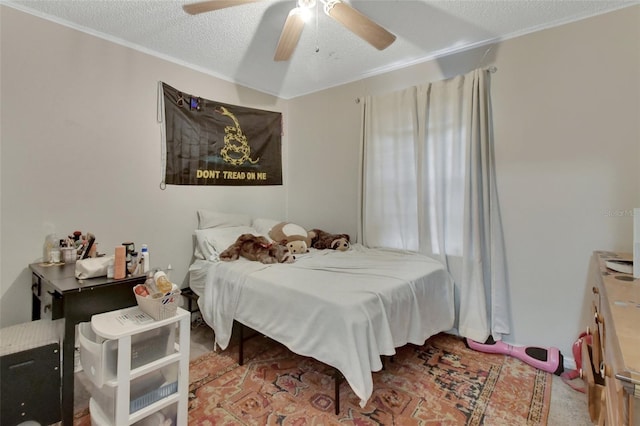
[
  {"left": 310, "top": 229, "right": 351, "bottom": 251},
  {"left": 220, "top": 234, "right": 294, "bottom": 264}
]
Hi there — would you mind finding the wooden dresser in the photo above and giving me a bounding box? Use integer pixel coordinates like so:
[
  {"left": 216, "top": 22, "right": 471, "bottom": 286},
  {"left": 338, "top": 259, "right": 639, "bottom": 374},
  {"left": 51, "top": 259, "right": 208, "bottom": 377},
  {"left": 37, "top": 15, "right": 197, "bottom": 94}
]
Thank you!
[{"left": 585, "top": 251, "right": 639, "bottom": 425}]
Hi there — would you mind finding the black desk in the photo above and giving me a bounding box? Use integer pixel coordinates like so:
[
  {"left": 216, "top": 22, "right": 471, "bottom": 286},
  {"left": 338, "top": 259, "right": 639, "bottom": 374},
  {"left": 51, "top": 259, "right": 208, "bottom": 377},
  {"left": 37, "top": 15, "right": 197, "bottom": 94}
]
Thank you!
[{"left": 30, "top": 262, "right": 146, "bottom": 426}]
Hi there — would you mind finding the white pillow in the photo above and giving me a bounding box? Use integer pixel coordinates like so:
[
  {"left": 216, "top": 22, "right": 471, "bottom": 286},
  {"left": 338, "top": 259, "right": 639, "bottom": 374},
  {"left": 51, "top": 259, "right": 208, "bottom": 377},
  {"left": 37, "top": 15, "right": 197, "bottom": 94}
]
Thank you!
[
  {"left": 252, "top": 218, "right": 282, "bottom": 240},
  {"left": 195, "top": 226, "right": 259, "bottom": 259},
  {"left": 193, "top": 230, "right": 216, "bottom": 261},
  {"left": 197, "top": 210, "right": 251, "bottom": 230}
]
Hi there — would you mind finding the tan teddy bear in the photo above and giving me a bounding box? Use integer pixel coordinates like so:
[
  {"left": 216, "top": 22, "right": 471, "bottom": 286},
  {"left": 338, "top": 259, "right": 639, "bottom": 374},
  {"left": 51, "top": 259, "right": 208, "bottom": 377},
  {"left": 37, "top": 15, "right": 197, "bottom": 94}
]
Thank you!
[{"left": 269, "top": 222, "right": 314, "bottom": 252}]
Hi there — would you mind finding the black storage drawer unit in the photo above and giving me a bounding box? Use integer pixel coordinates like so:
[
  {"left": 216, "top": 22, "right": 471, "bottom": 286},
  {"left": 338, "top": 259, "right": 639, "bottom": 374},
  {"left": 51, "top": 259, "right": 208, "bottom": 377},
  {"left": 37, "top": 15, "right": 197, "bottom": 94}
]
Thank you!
[
  {"left": 0, "top": 320, "right": 62, "bottom": 426},
  {"left": 1, "top": 343, "right": 61, "bottom": 425}
]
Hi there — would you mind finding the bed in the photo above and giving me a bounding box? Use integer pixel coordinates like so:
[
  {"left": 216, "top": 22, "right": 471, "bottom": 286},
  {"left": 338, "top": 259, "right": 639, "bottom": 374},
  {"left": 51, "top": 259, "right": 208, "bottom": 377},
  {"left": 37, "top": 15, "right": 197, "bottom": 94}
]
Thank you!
[{"left": 187, "top": 211, "right": 455, "bottom": 409}]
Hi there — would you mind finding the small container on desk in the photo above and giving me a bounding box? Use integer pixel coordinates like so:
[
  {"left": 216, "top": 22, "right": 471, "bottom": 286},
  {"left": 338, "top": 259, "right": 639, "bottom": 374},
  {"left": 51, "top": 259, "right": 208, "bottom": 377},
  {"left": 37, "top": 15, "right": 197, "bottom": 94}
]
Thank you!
[{"left": 85, "top": 306, "right": 190, "bottom": 426}]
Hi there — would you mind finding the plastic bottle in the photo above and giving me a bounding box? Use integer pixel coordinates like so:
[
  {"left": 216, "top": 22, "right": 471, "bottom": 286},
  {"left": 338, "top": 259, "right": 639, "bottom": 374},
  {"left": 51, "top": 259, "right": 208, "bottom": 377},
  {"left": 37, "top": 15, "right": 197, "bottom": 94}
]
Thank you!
[
  {"left": 43, "top": 234, "right": 57, "bottom": 263},
  {"left": 153, "top": 270, "right": 173, "bottom": 294},
  {"left": 144, "top": 271, "right": 158, "bottom": 295},
  {"left": 141, "top": 244, "right": 150, "bottom": 274},
  {"left": 107, "top": 258, "right": 115, "bottom": 279}
]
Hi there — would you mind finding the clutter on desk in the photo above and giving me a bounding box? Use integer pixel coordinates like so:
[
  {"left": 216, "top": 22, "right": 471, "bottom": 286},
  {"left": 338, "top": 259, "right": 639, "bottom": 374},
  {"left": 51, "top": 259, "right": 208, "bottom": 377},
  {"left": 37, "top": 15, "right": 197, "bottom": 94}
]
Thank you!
[
  {"left": 74, "top": 241, "right": 151, "bottom": 280},
  {"left": 41, "top": 232, "right": 155, "bottom": 280},
  {"left": 42, "top": 234, "right": 60, "bottom": 264},
  {"left": 75, "top": 256, "right": 115, "bottom": 280},
  {"left": 124, "top": 242, "right": 151, "bottom": 276},
  {"left": 61, "top": 246, "right": 76, "bottom": 263},
  {"left": 43, "top": 231, "right": 98, "bottom": 265},
  {"left": 112, "top": 241, "right": 152, "bottom": 279}
]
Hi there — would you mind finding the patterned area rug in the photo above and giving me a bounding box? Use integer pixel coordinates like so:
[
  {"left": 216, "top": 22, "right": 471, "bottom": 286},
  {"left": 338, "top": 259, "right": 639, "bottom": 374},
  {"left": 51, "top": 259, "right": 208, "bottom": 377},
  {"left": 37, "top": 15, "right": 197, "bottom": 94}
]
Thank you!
[
  {"left": 74, "top": 333, "right": 550, "bottom": 425},
  {"left": 186, "top": 333, "right": 550, "bottom": 425}
]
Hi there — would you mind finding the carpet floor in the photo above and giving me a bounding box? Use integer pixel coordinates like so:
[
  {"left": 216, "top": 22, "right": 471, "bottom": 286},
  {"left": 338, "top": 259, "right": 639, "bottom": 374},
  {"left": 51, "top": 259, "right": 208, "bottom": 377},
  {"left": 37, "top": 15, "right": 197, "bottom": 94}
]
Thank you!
[
  {"left": 75, "top": 332, "right": 552, "bottom": 425},
  {"left": 193, "top": 333, "right": 549, "bottom": 425}
]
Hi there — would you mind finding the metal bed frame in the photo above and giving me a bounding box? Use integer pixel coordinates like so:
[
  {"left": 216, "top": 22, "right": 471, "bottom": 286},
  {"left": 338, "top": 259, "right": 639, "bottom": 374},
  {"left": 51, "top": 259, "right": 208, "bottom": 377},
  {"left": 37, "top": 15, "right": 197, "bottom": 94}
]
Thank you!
[{"left": 237, "top": 321, "right": 395, "bottom": 416}]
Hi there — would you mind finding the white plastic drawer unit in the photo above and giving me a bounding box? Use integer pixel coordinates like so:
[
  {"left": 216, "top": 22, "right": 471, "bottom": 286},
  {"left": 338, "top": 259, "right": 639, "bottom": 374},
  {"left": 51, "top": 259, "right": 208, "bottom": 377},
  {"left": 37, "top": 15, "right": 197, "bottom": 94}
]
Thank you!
[
  {"left": 84, "top": 306, "right": 190, "bottom": 426},
  {"left": 78, "top": 321, "right": 176, "bottom": 388},
  {"left": 91, "top": 363, "right": 178, "bottom": 423}
]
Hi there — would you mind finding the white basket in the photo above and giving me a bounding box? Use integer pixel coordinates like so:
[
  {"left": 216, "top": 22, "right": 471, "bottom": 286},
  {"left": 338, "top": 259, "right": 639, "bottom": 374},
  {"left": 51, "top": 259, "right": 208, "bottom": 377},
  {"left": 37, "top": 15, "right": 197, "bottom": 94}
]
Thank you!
[{"left": 134, "top": 287, "right": 181, "bottom": 320}]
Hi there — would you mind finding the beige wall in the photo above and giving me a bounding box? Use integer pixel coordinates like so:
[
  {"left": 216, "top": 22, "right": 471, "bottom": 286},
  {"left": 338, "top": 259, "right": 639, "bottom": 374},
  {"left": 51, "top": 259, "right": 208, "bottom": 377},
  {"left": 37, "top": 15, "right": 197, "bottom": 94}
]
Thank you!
[
  {"left": 2, "top": 4, "right": 639, "bottom": 362},
  {"left": 0, "top": 6, "right": 289, "bottom": 326},
  {"left": 287, "top": 6, "right": 640, "bottom": 358},
  {"left": 488, "top": 6, "right": 639, "bottom": 354}
]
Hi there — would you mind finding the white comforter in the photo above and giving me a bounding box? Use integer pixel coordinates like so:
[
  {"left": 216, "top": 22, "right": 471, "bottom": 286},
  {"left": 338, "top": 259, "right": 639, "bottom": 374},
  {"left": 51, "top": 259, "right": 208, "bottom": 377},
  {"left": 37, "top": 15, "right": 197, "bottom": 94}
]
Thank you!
[{"left": 199, "top": 244, "right": 454, "bottom": 407}]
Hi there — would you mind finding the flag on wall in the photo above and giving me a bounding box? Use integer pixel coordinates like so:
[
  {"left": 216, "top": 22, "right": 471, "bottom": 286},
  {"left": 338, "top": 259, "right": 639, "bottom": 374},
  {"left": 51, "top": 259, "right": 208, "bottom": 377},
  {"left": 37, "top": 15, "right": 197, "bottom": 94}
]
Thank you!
[{"left": 160, "top": 82, "right": 282, "bottom": 186}]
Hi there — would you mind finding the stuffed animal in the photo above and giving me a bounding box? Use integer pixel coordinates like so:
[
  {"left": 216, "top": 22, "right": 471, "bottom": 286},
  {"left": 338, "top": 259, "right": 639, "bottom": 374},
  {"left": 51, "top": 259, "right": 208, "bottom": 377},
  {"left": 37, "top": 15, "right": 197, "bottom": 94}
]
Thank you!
[
  {"left": 269, "top": 222, "right": 314, "bottom": 248},
  {"left": 220, "top": 234, "right": 294, "bottom": 264},
  {"left": 286, "top": 240, "right": 309, "bottom": 254},
  {"left": 310, "top": 229, "right": 351, "bottom": 251}
]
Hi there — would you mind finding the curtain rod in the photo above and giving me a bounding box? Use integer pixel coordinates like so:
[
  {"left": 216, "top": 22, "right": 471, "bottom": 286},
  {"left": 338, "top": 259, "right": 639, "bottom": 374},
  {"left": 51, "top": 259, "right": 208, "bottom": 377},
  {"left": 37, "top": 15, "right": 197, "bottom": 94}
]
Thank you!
[{"left": 355, "top": 66, "right": 498, "bottom": 103}]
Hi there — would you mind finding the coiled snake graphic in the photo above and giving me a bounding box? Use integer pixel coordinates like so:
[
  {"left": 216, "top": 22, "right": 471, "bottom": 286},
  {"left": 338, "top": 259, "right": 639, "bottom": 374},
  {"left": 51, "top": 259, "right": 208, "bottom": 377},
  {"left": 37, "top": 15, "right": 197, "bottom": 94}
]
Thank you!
[{"left": 215, "top": 106, "right": 259, "bottom": 166}]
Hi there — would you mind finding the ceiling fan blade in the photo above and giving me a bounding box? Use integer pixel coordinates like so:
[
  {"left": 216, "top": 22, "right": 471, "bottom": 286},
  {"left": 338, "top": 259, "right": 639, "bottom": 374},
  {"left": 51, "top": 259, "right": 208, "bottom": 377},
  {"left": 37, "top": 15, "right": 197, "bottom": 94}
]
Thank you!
[
  {"left": 274, "top": 9, "right": 306, "bottom": 62},
  {"left": 183, "top": 0, "right": 261, "bottom": 15},
  {"left": 325, "top": 1, "right": 396, "bottom": 50}
]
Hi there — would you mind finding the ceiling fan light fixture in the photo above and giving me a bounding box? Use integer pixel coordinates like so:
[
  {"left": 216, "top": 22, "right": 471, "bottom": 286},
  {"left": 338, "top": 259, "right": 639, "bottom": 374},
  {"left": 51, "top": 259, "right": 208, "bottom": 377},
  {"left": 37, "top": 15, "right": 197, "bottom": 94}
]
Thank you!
[
  {"left": 296, "top": 0, "right": 316, "bottom": 22},
  {"left": 296, "top": 6, "right": 313, "bottom": 22},
  {"left": 322, "top": 0, "right": 338, "bottom": 15},
  {"left": 183, "top": 0, "right": 395, "bottom": 62},
  {"left": 298, "top": 0, "right": 316, "bottom": 9}
]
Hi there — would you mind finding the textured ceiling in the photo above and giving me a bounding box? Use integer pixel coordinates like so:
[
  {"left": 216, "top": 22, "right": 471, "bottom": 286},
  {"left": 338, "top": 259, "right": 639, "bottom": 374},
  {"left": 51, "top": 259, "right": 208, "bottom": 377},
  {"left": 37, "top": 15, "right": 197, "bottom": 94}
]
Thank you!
[{"left": 5, "top": 0, "right": 637, "bottom": 99}]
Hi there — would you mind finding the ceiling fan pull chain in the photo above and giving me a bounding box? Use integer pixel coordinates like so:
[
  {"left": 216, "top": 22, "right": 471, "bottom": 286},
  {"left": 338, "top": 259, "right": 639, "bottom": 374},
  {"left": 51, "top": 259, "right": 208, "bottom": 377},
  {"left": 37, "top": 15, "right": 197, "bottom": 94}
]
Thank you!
[{"left": 315, "top": 0, "right": 320, "bottom": 53}]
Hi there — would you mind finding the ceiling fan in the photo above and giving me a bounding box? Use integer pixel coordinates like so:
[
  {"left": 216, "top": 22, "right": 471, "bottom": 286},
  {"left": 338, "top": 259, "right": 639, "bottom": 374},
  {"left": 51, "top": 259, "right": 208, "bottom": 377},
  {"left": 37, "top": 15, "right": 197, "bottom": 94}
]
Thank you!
[{"left": 183, "top": 0, "right": 396, "bottom": 61}]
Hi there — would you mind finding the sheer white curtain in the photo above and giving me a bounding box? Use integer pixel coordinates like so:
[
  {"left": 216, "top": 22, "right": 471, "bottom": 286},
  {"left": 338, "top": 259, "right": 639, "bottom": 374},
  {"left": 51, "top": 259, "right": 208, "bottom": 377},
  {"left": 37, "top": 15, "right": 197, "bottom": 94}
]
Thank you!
[{"left": 360, "top": 69, "right": 509, "bottom": 342}]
